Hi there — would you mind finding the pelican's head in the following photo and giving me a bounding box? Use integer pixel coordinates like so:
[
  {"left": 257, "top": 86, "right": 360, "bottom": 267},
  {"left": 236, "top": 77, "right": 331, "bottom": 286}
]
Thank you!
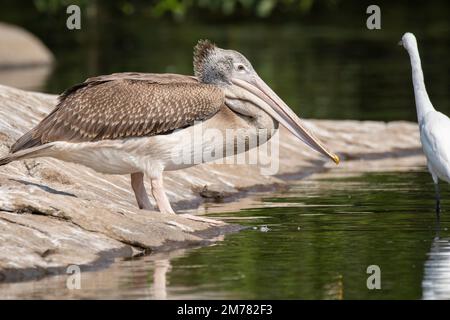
[
  {"left": 398, "top": 32, "right": 418, "bottom": 52},
  {"left": 193, "top": 39, "right": 255, "bottom": 87},
  {"left": 193, "top": 39, "right": 339, "bottom": 164}
]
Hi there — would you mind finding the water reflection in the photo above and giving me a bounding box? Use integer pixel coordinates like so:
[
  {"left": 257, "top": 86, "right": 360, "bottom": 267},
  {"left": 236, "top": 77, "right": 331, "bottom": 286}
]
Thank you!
[
  {"left": 322, "top": 274, "right": 344, "bottom": 300},
  {"left": 0, "top": 65, "right": 51, "bottom": 91},
  {"left": 422, "top": 219, "right": 450, "bottom": 300},
  {"left": 152, "top": 259, "right": 171, "bottom": 299}
]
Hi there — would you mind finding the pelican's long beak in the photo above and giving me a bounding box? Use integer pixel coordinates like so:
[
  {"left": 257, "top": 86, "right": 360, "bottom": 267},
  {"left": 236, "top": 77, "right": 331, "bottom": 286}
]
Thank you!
[{"left": 231, "top": 77, "right": 339, "bottom": 164}]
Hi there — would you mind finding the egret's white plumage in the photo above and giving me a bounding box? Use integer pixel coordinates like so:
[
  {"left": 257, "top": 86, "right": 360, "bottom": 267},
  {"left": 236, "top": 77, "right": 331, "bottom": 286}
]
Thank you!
[
  {"left": 420, "top": 112, "right": 450, "bottom": 183},
  {"left": 400, "top": 32, "right": 450, "bottom": 212}
]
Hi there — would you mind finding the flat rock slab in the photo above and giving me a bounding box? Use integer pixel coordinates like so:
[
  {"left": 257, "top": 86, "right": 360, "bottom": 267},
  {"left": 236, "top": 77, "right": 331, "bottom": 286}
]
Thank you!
[
  {"left": 0, "top": 23, "right": 53, "bottom": 68},
  {"left": 0, "top": 84, "right": 423, "bottom": 282}
]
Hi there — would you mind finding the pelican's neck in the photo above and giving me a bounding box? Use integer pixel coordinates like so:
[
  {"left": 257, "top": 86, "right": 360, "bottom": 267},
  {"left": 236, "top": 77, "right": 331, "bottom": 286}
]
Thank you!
[{"left": 405, "top": 42, "right": 434, "bottom": 123}]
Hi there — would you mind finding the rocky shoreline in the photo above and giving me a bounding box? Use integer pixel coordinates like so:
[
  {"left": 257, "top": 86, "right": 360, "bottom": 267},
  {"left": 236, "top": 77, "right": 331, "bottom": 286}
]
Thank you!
[{"left": 0, "top": 84, "right": 423, "bottom": 282}]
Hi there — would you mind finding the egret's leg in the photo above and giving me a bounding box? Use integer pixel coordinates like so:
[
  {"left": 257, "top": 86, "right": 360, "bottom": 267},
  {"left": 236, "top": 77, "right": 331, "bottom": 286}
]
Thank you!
[
  {"left": 130, "top": 172, "right": 152, "bottom": 210},
  {"left": 434, "top": 182, "right": 441, "bottom": 215},
  {"left": 150, "top": 175, "right": 175, "bottom": 214}
]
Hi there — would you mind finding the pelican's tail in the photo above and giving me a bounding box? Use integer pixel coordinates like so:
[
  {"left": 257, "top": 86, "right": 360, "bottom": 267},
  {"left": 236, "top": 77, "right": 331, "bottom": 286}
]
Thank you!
[
  {"left": 0, "top": 154, "right": 14, "bottom": 166},
  {"left": 0, "top": 144, "right": 53, "bottom": 166}
]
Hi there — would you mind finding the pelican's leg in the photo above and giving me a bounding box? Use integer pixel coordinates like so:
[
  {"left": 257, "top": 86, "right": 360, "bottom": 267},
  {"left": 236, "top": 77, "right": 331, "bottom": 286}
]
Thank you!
[
  {"left": 152, "top": 259, "right": 171, "bottom": 299},
  {"left": 150, "top": 175, "right": 175, "bottom": 214},
  {"left": 148, "top": 175, "right": 224, "bottom": 225},
  {"left": 131, "top": 172, "right": 152, "bottom": 210}
]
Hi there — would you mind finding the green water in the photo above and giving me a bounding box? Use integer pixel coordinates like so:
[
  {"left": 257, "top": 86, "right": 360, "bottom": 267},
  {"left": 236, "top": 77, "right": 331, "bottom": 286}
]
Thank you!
[
  {"left": 158, "top": 170, "right": 450, "bottom": 300},
  {"left": 0, "top": 2, "right": 449, "bottom": 121},
  {"left": 2, "top": 169, "right": 450, "bottom": 299}
]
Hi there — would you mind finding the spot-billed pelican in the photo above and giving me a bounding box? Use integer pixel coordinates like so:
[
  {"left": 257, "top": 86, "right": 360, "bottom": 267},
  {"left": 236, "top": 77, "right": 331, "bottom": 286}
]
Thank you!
[{"left": 0, "top": 40, "right": 339, "bottom": 216}]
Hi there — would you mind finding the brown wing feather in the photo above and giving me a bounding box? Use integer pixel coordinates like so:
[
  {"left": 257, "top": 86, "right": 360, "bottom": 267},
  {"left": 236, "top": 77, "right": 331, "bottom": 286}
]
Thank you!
[{"left": 11, "top": 73, "right": 224, "bottom": 153}]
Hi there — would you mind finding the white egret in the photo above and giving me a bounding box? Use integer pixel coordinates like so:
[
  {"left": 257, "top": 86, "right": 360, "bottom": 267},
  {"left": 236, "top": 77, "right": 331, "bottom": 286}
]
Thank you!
[{"left": 399, "top": 32, "right": 450, "bottom": 214}]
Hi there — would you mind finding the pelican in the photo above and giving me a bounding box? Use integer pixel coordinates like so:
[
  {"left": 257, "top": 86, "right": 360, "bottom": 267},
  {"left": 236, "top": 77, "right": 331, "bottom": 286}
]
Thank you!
[
  {"left": 0, "top": 40, "right": 339, "bottom": 216},
  {"left": 400, "top": 32, "right": 450, "bottom": 214}
]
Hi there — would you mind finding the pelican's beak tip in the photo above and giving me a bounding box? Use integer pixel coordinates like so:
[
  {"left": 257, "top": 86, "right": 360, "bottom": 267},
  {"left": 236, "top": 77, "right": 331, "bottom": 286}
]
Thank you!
[{"left": 332, "top": 154, "right": 340, "bottom": 165}]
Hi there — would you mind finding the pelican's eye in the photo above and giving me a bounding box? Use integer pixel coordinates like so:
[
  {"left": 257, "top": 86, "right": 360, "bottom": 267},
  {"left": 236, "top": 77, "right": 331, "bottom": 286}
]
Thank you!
[{"left": 236, "top": 63, "right": 246, "bottom": 72}]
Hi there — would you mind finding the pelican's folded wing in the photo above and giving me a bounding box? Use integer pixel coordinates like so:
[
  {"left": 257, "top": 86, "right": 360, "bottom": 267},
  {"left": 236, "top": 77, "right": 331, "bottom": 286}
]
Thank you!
[{"left": 11, "top": 73, "right": 224, "bottom": 153}]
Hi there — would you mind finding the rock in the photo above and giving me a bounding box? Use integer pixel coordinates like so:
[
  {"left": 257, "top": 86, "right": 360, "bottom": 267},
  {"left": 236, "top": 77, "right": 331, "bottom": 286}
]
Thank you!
[
  {"left": 0, "top": 23, "right": 53, "bottom": 91},
  {"left": 0, "top": 84, "right": 423, "bottom": 282},
  {"left": 0, "top": 23, "right": 53, "bottom": 68},
  {"left": 194, "top": 184, "right": 235, "bottom": 200}
]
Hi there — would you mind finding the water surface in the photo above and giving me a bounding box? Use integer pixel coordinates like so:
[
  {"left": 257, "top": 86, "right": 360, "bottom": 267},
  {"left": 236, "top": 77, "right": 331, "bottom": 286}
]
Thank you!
[{"left": 1, "top": 169, "right": 449, "bottom": 299}]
